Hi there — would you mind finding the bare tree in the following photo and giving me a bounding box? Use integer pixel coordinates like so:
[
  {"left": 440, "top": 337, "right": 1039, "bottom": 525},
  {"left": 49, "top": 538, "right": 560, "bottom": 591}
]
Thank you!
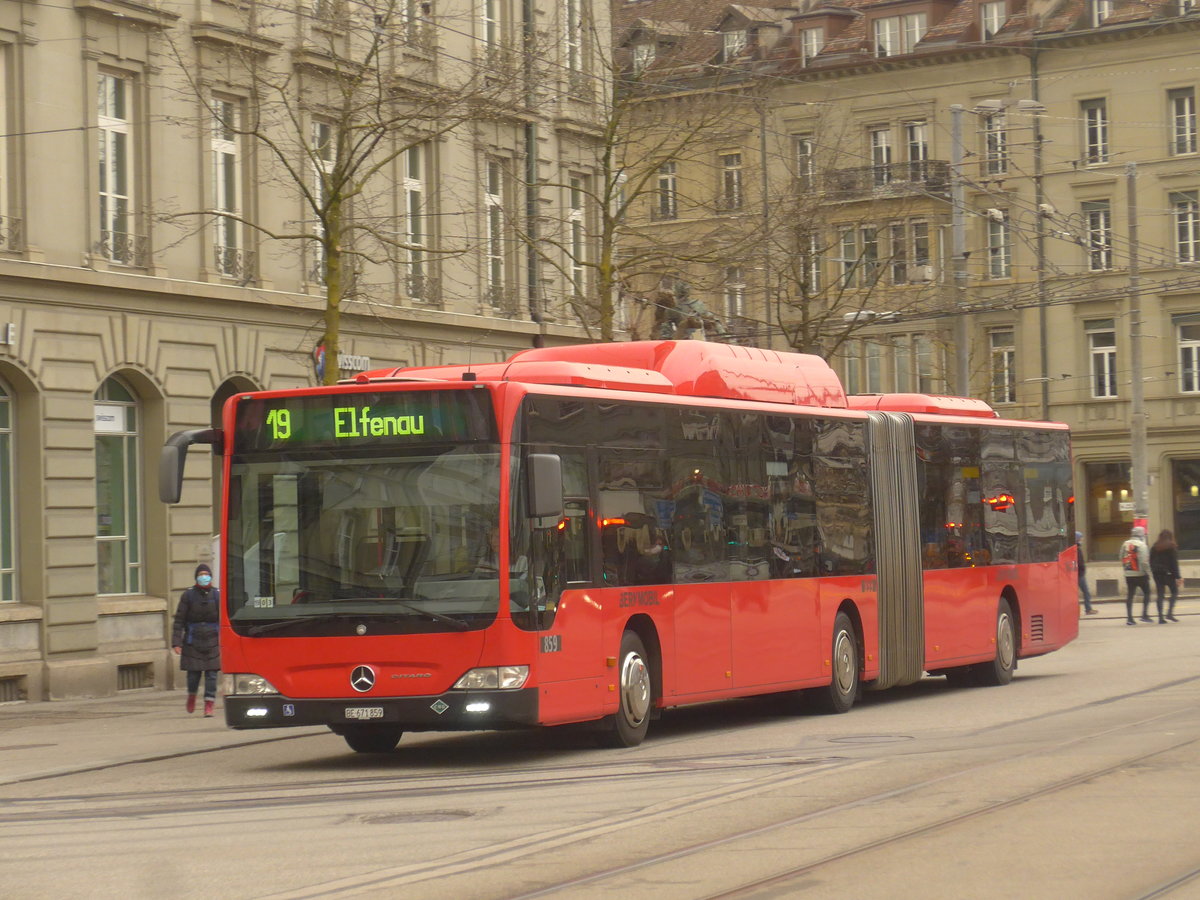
[
  {"left": 162, "top": 0, "right": 514, "bottom": 382},
  {"left": 491, "top": 13, "right": 751, "bottom": 342}
]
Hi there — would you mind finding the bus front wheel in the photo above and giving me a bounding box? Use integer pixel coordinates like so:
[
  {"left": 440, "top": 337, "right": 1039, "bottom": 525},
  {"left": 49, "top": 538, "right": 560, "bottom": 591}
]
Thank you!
[
  {"left": 598, "top": 631, "right": 652, "bottom": 748},
  {"left": 813, "top": 611, "right": 859, "bottom": 714},
  {"left": 339, "top": 726, "right": 404, "bottom": 754}
]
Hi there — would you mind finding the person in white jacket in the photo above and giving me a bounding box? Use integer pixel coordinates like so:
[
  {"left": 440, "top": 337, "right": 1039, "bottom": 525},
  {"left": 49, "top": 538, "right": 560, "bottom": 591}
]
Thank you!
[{"left": 1120, "top": 525, "right": 1152, "bottom": 625}]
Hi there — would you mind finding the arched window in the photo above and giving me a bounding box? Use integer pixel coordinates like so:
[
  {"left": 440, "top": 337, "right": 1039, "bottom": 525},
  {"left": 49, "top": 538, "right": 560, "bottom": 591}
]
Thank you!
[
  {"left": 0, "top": 381, "right": 13, "bottom": 602},
  {"left": 95, "top": 376, "right": 141, "bottom": 594}
]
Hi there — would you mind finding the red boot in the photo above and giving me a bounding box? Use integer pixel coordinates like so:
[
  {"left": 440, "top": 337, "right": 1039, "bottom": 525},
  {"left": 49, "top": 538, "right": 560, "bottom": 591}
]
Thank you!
[
  {"left": 186, "top": 694, "right": 197, "bottom": 714},
  {"left": 203, "top": 700, "right": 215, "bottom": 717}
]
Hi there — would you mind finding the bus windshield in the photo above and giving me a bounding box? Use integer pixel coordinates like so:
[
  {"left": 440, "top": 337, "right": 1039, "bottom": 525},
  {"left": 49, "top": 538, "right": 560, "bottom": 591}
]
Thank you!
[{"left": 225, "top": 446, "right": 501, "bottom": 635}]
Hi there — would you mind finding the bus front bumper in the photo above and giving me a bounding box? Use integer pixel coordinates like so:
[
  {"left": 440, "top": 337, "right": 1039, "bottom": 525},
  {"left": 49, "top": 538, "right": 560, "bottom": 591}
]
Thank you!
[{"left": 224, "top": 688, "right": 539, "bottom": 731}]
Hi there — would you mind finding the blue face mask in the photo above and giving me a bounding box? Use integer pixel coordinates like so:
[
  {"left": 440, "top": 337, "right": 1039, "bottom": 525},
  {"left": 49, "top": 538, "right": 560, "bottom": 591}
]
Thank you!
[{"left": 197, "top": 574, "right": 212, "bottom": 587}]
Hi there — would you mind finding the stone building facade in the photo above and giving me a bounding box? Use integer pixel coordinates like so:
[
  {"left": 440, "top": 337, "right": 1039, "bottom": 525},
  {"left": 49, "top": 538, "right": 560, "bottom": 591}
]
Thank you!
[
  {"left": 615, "top": 0, "right": 1200, "bottom": 592},
  {"left": 0, "top": 0, "right": 603, "bottom": 701}
]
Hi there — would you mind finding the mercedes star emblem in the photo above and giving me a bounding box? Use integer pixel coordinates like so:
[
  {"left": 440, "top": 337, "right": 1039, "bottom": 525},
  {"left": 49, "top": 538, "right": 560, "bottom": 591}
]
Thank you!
[{"left": 350, "top": 665, "right": 376, "bottom": 693}]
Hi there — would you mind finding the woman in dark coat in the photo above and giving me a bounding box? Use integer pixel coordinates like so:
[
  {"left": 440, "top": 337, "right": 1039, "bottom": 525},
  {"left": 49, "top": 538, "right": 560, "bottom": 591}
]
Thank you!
[
  {"left": 172, "top": 563, "right": 221, "bottom": 716},
  {"left": 1149, "top": 529, "right": 1182, "bottom": 623}
]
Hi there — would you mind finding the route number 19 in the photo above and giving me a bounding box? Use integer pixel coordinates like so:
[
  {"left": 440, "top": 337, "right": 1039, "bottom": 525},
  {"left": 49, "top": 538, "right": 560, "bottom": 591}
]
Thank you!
[{"left": 266, "top": 408, "right": 292, "bottom": 440}]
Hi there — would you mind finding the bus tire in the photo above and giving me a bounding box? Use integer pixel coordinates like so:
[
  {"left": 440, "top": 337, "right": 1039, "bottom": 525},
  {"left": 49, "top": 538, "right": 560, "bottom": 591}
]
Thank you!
[
  {"left": 974, "top": 597, "right": 1017, "bottom": 687},
  {"left": 814, "top": 611, "right": 859, "bottom": 714},
  {"left": 598, "top": 631, "right": 652, "bottom": 748},
  {"left": 341, "top": 726, "right": 404, "bottom": 754}
]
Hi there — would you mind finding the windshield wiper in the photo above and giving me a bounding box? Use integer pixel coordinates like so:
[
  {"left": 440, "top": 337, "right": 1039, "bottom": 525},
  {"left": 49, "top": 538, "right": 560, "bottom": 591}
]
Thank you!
[{"left": 245, "top": 605, "right": 469, "bottom": 636}]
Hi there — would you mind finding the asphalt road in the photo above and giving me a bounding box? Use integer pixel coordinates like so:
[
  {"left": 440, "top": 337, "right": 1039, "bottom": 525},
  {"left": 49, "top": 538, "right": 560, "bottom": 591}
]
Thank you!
[{"left": 2, "top": 607, "right": 1199, "bottom": 900}]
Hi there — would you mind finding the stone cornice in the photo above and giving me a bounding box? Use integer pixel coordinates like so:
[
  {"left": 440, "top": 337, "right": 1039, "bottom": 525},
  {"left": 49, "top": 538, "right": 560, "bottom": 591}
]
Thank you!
[{"left": 73, "top": 0, "right": 179, "bottom": 30}]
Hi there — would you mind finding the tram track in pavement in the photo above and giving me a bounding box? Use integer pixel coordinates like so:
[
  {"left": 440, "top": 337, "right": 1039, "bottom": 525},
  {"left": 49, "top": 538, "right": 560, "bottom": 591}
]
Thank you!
[
  {"left": 199, "top": 702, "right": 1200, "bottom": 899},
  {"left": 5, "top": 671, "right": 1199, "bottom": 827}
]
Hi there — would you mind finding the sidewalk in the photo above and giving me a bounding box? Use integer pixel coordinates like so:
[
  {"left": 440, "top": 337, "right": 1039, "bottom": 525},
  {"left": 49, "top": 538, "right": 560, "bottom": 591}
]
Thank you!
[{"left": 0, "top": 691, "right": 324, "bottom": 786}]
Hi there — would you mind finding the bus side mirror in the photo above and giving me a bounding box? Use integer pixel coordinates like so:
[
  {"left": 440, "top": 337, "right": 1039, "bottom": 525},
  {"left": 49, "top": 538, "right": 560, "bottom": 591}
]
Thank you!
[
  {"left": 160, "top": 429, "right": 223, "bottom": 504},
  {"left": 527, "top": 453, "right": 563, "bottom": 520}
]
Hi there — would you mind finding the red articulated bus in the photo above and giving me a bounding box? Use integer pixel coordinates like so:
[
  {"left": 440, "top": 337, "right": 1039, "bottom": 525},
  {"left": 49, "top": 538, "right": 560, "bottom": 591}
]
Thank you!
[{"left": 160, "top": 340, "right": 1078, "bottom": 753}]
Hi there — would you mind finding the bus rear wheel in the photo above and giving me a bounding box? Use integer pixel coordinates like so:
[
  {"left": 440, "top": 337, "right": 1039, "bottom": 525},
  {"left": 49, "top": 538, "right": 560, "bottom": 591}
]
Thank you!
[
  {"left": 974, "top": 598, "right": 1017, "bottom": 687},
  {"left": 598, "top": 631, "right": 652, "bottom": 748},
  {"left": 813, "top": 611, "right": 859, "bottom": 714},
  {"left": 340, "top": 726, "right": 404, "bottom": 754}
]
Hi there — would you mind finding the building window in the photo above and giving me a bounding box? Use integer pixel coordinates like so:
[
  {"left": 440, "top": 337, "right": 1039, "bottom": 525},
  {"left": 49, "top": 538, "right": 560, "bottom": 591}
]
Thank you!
[
  {"left": 1090, "top": 0, "right": 1113, "bottom": 26},
  {"left": 724, "top": 266, "right": 745, "bottom": 317},
  {"left": 1174, "top": 190, "right": 1200, "bottom": 263},
  {"left": 719, "top": 153, "right": 742, "bottom": 210},
  {"left": 309, "top": 119, "right": 334, "bottom": 284},
  {"left": 485, "top": 159, "right": 505, "bottom": 303},
  {"left": 631, "top": 41, "right": 655, "bottom": 75},
  {"left": 915, "top": 334, "right": 939, "bottom": 392},
  {"left": 0, "top": 382, "right": 12, "bottom": 602},
  {"left": 404, "top": 144, "right": 428, "bottom": 299},
  {"left": 1177, "top": 316, "right": 1200, "bottom": 393},
  {"left": 1087, "top": 319, "right": 1118, "bottom": 398},
  {"left": 1171, "top": 459, "right": 1200, "bottom": 554},
  {"left": 568, "top": 174, "right": 587, "bottom": 297},
  {"left": 913, "top": 221, "right": 930, "bottom": 268},
  {"left": 894, "top": 336, "right": 912, "bottom": 392},
  {"left": 212, "top": 98, "right": 244, "bottom": 278},
  {"left": 843, "top": 343, "right": 861, "bottom": 394},
  {"left": 95, "top": 377, "right": 141, "bottom": 595},
  {"left": 1181, "top": 0, "right": 1198, "bottom": 13},
  {"left": 838, "top": 226, "right": 858, "bottom": 286},
  {"left": 482, "top": 0, "right": 500, "bottom": 47},
  {"left": 861, "top": 226, "right": 879, "bottom": 284},
  {"left": 980, "top": 1, "right": 1006, "bottom": 39},
  {"left": 869, "top": 127, "right": 892, "bottom": 186},
  {"left": 987, "top": 211, "right": 1011, "bottom": 279},
  {"left": 890, "top": 223, "right": 907, "bottom": 284},
  {"left": 723, "top": 29, "right": 747, "bottom": 61},
  {"left": 989, "top": 329, "right": 1016, "bottom": 404},
  {"left": 885, "top": 222, "right": 930, "bottom": 284},
  {"left": 865, "top": 341, "right": 883, "bottom": 392},
  {"left": 795, "top": 136, "right": 815, "bottom": 187},
  {"left": 873, "top": 13, "right": 925, "bottom": 57},
  {"left": 404, "top": 0, "right": 434, "bottom": 47},
  {"left": 983, "top": 113, "right": 1008, "bottom": 175},
  {"left": 905, "top": 121, "right": 928, "bottom": 178},
  {"left": 1083, "top": 201, "right": 1112, "bottom": 271},
  {"left": 1169, "top": 88, "right": 1198, "bottom": 156},
  {"left": 564, "top": 0, "right": 583, "bottom": 76},
  {"left": 654, "top": 162, "right": 677, "bottom": 219},
  {"left": 1081, "top": 98, "right": 1109, "bottom": 165},
  {"left": 800, "top": 27, "right": 824, "bottom": 64},
  {"left": 98, "top": 72, "right": 135, "bottom": 265}
]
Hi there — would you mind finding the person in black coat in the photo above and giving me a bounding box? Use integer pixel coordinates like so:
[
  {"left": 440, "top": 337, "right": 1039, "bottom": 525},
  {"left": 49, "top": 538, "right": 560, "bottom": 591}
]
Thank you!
[
  {"left": 1150, "top": 529, "right": 1183, "bottom": 623},
  {"left": 172, "top": 563, "right": 221, "bottom": 716}
]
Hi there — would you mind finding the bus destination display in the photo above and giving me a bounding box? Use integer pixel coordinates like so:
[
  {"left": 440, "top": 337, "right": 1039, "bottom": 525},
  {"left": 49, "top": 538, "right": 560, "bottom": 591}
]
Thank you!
[{"left": 234, "top": 389, "right": 496, "bottom": 452}]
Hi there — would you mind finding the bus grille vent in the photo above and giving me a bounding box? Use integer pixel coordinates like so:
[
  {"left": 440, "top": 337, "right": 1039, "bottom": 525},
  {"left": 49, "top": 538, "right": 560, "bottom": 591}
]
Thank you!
[
  {"left": 117, "top": 663, "right": 154, "bottom": 692},
  {"left": 1029, "top": 614, "right": 1044, "bottom": 642},
  {"left": 0, "top": 676, "right": 25, "bottom": 704}
]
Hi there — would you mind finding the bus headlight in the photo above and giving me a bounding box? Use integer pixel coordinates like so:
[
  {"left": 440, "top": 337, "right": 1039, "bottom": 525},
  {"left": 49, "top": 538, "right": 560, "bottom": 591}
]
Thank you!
[
  {"left": 223, "top": 674, "right": 280, "bottom": 695},
  {"left": 452, "top": 666, "right": 529, "bottom": 690}
]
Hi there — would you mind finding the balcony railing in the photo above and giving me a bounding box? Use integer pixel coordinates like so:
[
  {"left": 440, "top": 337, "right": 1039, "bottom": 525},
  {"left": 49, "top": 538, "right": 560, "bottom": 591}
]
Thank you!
[
  {"left": 822, "top": 160, "right": 951, "bottom": 200},
  {"left": 214, "top": 245, "right": 256, "bottom": 283},
  {"left": 0, "top": 216, "right": 23, "bottom": 252},
  {"left": 99, "top": 230, "right": 149, "bottom": 267}
]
